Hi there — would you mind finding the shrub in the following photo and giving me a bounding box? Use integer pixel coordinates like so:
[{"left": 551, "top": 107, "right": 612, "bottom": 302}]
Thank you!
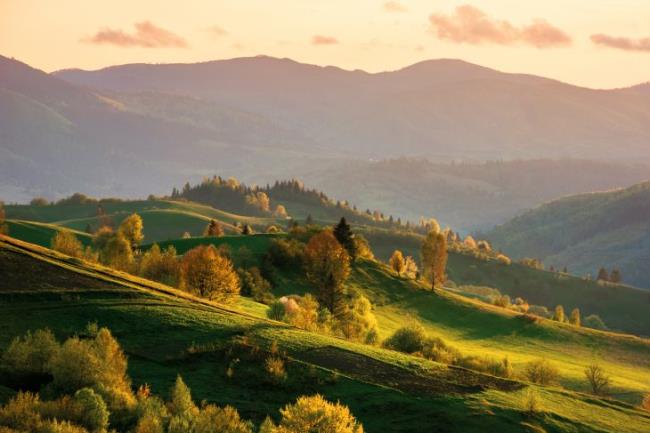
[
  {"left": 524, "top": 359, "right": 560, "bottom": 385},
  {"left": 238, "top": 267, "right": 273, "bottom": 304},
  {"left": 1, "top": 329, "right": 59, "bottom": 380},
  {"left": 194, "top": 404, "right": 253, "bottom": 433},
  {"left": 584, "top": 314, "right": 607, "bottom": 330},
  {"left": 496, "top": 254, "right": 511, "bottom": 265},
  {"left": 493, "top": 295, "right": 511, "bottom": 308},
  {"left": 523, "top": 389, "right": 541, "bottom": 415},
  {"left": 264, "top": 357, "right": 287, "bottom": 384},
  {"left": 267, "top": 301, "right": 286, "bottom": 321},
  {"left": 333, "top": 295, "right": 378, "bottom": 343},
  {"left": 272, "top": 394, "right": 363, "bottom": 433},
  {"left": 383, "top": 324, "right": 428, "bottom": 354},
  {"left": 266, "top": 239, "right": 305, "bottom": 269},
  {"left": 642, "top": 393, "right": 650, "bottom": 411},
  {"left": 421, "top": 337, "right": 460, "bottom": 364},
  {"left": 139, "top": 244, "right": 180, "bottom": 286},
  {"left": 282, "top": 295, "right": 319, "bottom": 331},
  {"left": 52, "top": 231, "right": 84, "bottom": 258},
  {"left": 73, "top": 388, "right": 109, "bottom": 433}
]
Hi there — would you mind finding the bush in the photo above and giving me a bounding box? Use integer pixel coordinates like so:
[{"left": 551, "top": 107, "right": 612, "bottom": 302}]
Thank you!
[
  {"left": 271, "top": 394, "right": 363, "bottom": 433},
  {"left": 264, "top": 357, "right": 287, "bottom": 384},
  {"left": 139, "top": 244, "right": 180, "bottom": 286},
  {"left": 266, "top": 239, "right": 305, "bottom": 269},
  {"left": 333, "top": 295, "right": 378, "bottom": 343},
  {"left": 1, "top": 329, "right": 59, "bottom": 380},
  {"left": 584, "top": 314, "right": 607, "bottom": 330},
  {"left": 383, "top": 324, "right": 428, "bottom": 354},
  {"left": 52, "top": 231, "right": 84, "bottom": 258},
  {"left": 523, "top": 389, "right": 541, "bottom": 415},
  {"left": 73, "top": 388, "right": 109, "bottom": 433},
  {"left": 267, "top": 301, "right": 286, "bottom": 321},
  {"left": 238, "top": 267, "right": 273, "bottom": 304},
  {"left": 524, "top": 359, "right": 560, "bottom": 385}
]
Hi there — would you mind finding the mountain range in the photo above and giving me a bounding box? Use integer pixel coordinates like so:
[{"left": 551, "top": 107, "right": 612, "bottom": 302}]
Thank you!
[{"left": 2, "top": 54, "right": 650, "bottom": 230}]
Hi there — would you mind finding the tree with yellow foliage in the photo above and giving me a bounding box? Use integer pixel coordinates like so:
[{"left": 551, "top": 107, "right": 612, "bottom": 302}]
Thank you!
[
  {"left": 180, "top": 245, "right": 240, "bottom": 303},
  {"left": 52, "top": 230, "right": 84, "bottom": 258},
  {"left": 267, "top": 394, "right": 363, "bottom": 433},
  {"left": 118, "top": 213, "right": 144, "bottom": 249},
  {"left": 389, "top": 250, "right": 406, "bottom": 276}
]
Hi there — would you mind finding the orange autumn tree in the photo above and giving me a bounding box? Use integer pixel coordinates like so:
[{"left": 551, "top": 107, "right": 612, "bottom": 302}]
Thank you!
[{"left": 181, "top": 245, "right": 240, "bottom": 304}]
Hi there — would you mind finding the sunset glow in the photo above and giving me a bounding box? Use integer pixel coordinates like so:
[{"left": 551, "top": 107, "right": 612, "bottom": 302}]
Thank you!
[{"left": 2, "top": 0, "right": 650, "bottom": 88}]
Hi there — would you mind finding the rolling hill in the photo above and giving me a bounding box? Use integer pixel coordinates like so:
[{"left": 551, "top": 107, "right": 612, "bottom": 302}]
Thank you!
[
  {"left": 6, "top": 196, "right": 650, "bottom": 338},
  {"left": 485, "top": 182, "right": 650, "bottom": 289},
  {"left": 1, "top": 235, "right": 650, "bottom": 432}
]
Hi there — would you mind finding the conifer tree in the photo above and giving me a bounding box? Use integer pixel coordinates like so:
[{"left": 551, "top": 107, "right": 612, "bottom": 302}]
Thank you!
[
  {"left": 597, "top": 267, "right": 609, "bottom": 282},
  {"left": 609, "top": 268, "right": 622, "bottom": 283},
  {"left": 204, "top": 219, "right": 224, "bottom": 237},
  {"left": 333, "top": 217, "right": 357, "bottom": 260},
  {"left": 569, "top": 308, "right": 581, "bottom": 326},
  {"left": 553, "top": 305, "right": 565, "bottom": 322}
]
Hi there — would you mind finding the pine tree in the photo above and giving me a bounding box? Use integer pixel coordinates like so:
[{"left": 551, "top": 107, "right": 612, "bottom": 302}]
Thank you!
[
  {"left": 597, "top": 267, "right": 609, "bottom": 282},
  {"left": 553, "top": 305, "right": 565, "bottom": 322},
  {"left": 333, "top": 217, "right": 357, "bottom": 260},
  {"left": 304, "top": 231, "right": 350, "bottom": 314},
  {"left": 609, "top": 268, "right": 622, "bottom": 283},
  {"left": 305, "top": 214, "right": 314, "bottom": 225}
]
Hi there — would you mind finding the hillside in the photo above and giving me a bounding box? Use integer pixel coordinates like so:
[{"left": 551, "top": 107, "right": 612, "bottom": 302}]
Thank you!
[
  {"left": 7, "top": 197, "right": 650, "bottom": 338},
  {"left": 485, "top": 182, "right": 650, "bottom": 289},
  {"left": 1, "top": 235, "right": 650, "bottom": 432}
]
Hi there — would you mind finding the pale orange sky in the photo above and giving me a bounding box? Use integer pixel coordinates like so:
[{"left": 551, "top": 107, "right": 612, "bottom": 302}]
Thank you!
[{"left": 2, "top": 0, "right": 650, "bottom": 89}]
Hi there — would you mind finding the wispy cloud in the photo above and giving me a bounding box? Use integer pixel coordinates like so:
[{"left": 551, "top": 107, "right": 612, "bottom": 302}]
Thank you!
[
  {"left": 591, "top": 34, "right": 650, "bottom": 52},
  {"left": 207, "top": 25, "right": 228, "bottom": 38},
  {"left": 84, "top": 21, "right": 187, "bottom": 48},
  {"left": 429, "top": 5, "right": 571, "bottom": 48},
  {"left": 384, "top": 1, "right": 407, "bottom": 13},
  {"left": 311, "top": 35, "right": 339, "bottom": 45}
]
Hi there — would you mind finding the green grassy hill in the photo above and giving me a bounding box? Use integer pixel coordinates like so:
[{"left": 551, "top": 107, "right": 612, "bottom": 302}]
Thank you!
[
  {"left": 485, "top": 182, "right": 650, "bottom": 289},
  {"left": 1, "top": 235, "right": 649, "bottom": 433},
  {"left": 7, "top": 199, "right": 650, "bottom": 338},
  {"left": 5, "top": 199, "right": 282, "bottom": 244}
]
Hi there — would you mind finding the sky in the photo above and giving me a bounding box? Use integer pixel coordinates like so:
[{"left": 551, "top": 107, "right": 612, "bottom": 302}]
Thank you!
[{"left": 1, "top": 0, "right": 650, "bottom": 89}]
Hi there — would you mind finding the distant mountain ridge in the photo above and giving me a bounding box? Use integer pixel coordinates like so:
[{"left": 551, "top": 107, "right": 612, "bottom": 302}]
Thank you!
[
  {"left": 2, "top": 54, "right": 650, "bottom": 231},
  {"left": 485, "top": 181, "right": 650, "bottom": 288}
]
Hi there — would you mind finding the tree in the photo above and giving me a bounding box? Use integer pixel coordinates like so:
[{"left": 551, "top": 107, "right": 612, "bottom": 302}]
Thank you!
[
  {"left": 304, "top": 230, "right": 350, "bottom": 314},
  {"left": 609, "top": 268, "right": 622, "bottom": 283},
  {"left": 463, "top": 235, "right": 477, "bottom": 249},
  {"left": 334, "top": 295, "right": 378, "bottom": 343},
  {"left": 204, "top": 220, "right": 224, "bottom": 237},
  {"left": 569, "top": 308, "right": 581, "bottom": 327},
  {"left": 584, "top": 314, "right": 607, "bottom": 330},
  {"left": 181, "top": 245, "right": 240, "bottom": 303},
  {"left": 597, "top": 267, "right": 609, "bottom": 282},
  {"left": 103, "top": 234, "right": 134, "bottom": 271},
  {"left": 30, "top": 197, "right": 49, "bottom": 206},
  {"left": 51, "top": 231, "right": 84, "bottom": 258},
  {"left": 524, "top": 359, "right": 560, "bottom": 385},
  {"left": 139, "top": 244, "right": 180, "bottom": 286},
  {"left": 74, "top": 388, "right": 110, "bottom": 433},
  {"left": 389, "top": 250, "right": 406, "bottom": 276},
  {"left": 241, "top": 224, "right": 254, "bottom": 235},
  {"left": 421, "top": 230, "right": 447, "bottom": 289},
  {"left": 118, "top": 213, "right": 144, "bottom": 249},
  {"left": 271, "top": 394, "right": 363, "bottom": 433},
  {"left": 584, "top": 364, "right": 610, "bottom": 395},
  {"left": 553, "top": 305, "right": 565, "bottom": 322},
  {"left": 274, "top": 205, "right": 288, "bottom": 218},
  {"left": 403, "top": 256, "right": 418, "bottom": 279},
  {"left": 333, "top": 217, "right": 357, "bottom": 260}
]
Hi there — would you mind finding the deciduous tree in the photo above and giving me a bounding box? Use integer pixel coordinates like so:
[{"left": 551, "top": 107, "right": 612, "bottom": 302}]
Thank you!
[
  {"left": 304, "top": 230, "right": 350, "bottom": 314},
  {"left": 118, "top": 213, "right": 144, "bottom": 249},
  {"left": 180, "top": 245, "right": 240, "bottom": 303},
  {"left": 204, "top": 219, "right": 224, "bottom": 237},
  {"left": 389, "top": 250, "right": 406, "bottom": 276},
  {"left": 421, "top": 230, "right": 447, "bottom": 289}
]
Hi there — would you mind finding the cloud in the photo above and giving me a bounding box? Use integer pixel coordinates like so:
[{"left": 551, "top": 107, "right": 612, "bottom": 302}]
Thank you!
[
  {"left": 384, "top": 1, "right": 407, "bottom": 13},
  {"left": 591, "top": 34, "right": 650, "bottom": 52},
  {"left": 207, "top": 25, "right": 228, "bottom": 38},
  {"left": 428, "top": 5, "right": 571, "bottom": 48},
  {"left": 85, "top": 21, "right": 187, "bottom": 48},
  {"left": 311, "top": 35, "right": 339, "bottom": 45}
]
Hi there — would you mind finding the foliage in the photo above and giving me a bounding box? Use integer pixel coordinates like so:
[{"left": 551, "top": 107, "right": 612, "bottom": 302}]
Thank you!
[
  {"left": 270, "top": 394, "right": 363, "bottom": 433},
  {"left": 383, "top": 324, "right": 428, "bottom": 354},
  {"left": 553, "top": 305, "right": 565, "bottom": 323},
  {"left": 204, "top": 220, "right": 224, "bottom": 237},
  {"left": 389, "top": 250, "right": 405, "bottom": 276},
  {"left": 118, "top": 213, "right": 144, "bottom": 249},
  {"left": 304, "top": 231, "right": 350, "bottom": 313},
  {"left": 264, "top": 357, "right": 287, "bottom": 384},
  {"left": 1, "top": 329, "right": 59, "bottom": 380},
  {"left": 73, "top": 388, "right": 109, "bottom": 433},
  {"left": 51, "top": 231, "right": 84, "bottom": 258},
  {"left": 266, "top": 239, "right": 305, "bottom": 269},
  {"left": 421, "top": 229, "right": 447, "bottom": 289},
  {"left": 569, "top": 308, "right": 581, "bottom": 327},
  {"left": 333, "top": 295, "right": 378, "bottom": 344},
  {"left": 523, "top": 389, "right": 541, "bottom": 415},
  {"left": 238, "top": 267, "right": 273, "bottom": 304},
  {"left": 584, "top": 314, "right": 607, "bottom": 330},
  {"left": 524, "top": 360, "right": 560, "bottom": 386},
  {"left": 138, "top": 244, "right": 181, "bottom": 286},
  {"left": 180, "top": 245, "right": 240, "bottom": 303},
  {"left": 333, "top": 218, "right": 357, "bottom": 261}
]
